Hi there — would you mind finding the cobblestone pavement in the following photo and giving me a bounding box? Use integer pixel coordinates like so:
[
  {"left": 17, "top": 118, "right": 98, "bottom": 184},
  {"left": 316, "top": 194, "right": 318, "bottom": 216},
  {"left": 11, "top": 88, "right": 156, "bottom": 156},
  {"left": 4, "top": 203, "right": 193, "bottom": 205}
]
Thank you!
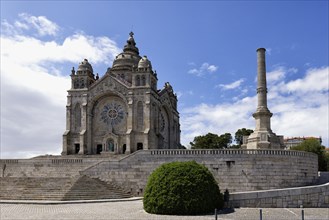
[{"left": 1, "top": 200, "right": 328, "bottom": 220}]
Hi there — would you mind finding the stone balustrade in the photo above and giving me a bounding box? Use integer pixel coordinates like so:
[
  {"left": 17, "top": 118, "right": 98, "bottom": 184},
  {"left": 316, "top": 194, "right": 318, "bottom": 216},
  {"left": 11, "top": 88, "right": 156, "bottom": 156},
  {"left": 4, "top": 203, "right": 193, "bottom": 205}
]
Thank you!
[
  {"left": 51, "top": 159, "right": 83, "bottom": 164},
  {"left": 149, "top": 149, "right": 315, "bottom": 157}
]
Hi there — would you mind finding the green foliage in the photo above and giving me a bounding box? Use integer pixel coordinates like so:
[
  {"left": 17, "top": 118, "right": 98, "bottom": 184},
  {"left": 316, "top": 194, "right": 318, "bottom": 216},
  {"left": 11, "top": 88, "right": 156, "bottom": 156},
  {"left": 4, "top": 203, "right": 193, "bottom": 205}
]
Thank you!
[
  {"left": 220, "top": 133, "right": 232, "bottom": 148},
  {"left": 190, "top": 132, "right": 232, "bottom": 149},
  {"left": 291, "top": 138, "right": 328, "bottom": 171},
  {"left": 143, "top": 161, "right": 224, "bottom": 215},
  {"left": 234, "top": 128, "right": 253, "bottom": 146}
]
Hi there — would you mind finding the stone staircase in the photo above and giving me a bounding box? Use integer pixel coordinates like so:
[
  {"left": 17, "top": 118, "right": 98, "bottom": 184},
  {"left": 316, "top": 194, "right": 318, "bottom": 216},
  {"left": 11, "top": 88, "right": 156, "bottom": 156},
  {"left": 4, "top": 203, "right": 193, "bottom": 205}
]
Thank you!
[
  {"left": 62, "top": 175, "right": 132, "bottom": 200},
  {"left": 0, "top": 175, "right": 132, "bottom": 201}
]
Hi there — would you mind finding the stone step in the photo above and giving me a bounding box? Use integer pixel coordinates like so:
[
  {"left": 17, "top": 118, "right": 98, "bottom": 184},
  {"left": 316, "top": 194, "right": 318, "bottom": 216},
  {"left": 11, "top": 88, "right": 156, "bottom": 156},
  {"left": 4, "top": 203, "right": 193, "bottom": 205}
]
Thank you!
[{"left": 0, "top": 176, "right": 132, "bottom": 201}]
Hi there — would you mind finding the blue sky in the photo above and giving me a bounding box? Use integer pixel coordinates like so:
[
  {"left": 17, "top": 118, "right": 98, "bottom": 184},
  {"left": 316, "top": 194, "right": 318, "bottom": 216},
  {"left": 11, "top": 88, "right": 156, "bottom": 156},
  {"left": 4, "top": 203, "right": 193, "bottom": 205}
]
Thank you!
[{"left": 1, "top": 1, "right": 328, "bottom": 158}]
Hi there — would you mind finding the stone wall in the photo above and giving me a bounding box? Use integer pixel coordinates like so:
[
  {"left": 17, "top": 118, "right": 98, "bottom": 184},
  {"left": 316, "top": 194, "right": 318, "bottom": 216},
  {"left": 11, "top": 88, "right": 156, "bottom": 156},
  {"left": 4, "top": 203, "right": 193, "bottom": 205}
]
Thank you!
[
  {"left": 317, "top": 172, "right": 329, "bottom": 184},
  {"left": 230, "top": 182, "right": 329, "bottom": 208},
  {"left": 81, "top": 149, "right": 318, "bottom": 195},
  {"left": 0, "top": 156, "right": 103, "bottom": 178}
]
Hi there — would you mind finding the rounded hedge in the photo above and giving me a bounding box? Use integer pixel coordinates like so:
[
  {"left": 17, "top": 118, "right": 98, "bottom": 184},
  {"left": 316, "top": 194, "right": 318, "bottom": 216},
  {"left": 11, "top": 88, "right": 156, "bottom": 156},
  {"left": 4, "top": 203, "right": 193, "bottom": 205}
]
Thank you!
[{"left": 143, "top": 161, "right": 223, "bottom": 215}]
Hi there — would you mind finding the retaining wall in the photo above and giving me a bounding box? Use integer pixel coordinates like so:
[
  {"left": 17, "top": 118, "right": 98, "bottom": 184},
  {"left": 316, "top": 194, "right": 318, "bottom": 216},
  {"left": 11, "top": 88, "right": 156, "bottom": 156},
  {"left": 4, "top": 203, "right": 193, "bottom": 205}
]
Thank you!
[
  {"left": 231, "top": 182, "right": 329, "bottom": 208},
  {"left": 0, "top": 156, "right": 103, "bottom": 178},
  {"left": 81, "top": 149, "right": 318, "bottom": 195}
]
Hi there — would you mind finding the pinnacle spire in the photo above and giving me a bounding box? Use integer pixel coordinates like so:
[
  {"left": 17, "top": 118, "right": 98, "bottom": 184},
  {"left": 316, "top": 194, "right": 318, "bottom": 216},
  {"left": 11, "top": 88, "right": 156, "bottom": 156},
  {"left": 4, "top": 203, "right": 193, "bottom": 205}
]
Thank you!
[{"left": 124, "top": 32, "right": 139, "bottom": 55}]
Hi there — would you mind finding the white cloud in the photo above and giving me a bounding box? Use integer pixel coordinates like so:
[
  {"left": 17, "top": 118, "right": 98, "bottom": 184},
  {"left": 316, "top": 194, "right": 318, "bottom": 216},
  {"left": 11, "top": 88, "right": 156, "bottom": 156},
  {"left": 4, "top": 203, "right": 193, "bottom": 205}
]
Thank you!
[
  {"left": 1, "top": 13, "right": 60, "bottom": 37},
  {"left": 181, "top": 67, "right": 329, "bottom": 148},
  {"left": 188, "top": 62, "right": 218, "bottom": 77},
  {"left": 216, "top": 78, "right": 245, "bottom": 90},
  {"left": 2, "top": 34, "right": 120, "bottom": 67},
  {"left": 207, "top": 64, "right": 218, "bottom": 72},
  {"left": 283, "top": 67, "right": 328, "bottom": 93},
  {"left": 1, "top": 14, "right": 121, "bottom": 158},
  {"left": 14, "top": 21, "right": 29, "bottom": 30},
  {"left": 267, "top": 66, "right": 298, "bottom": 84},
  {"left": 267, "top": 67, "right": 286, "bottom": 83},
  {"left": 266, "top": 48, "right": 272, "bottom": 55},
  {"left": 18, "top": 13, "right": 59, "bottom": 36},
  {"left": 176, "top": 90, "right": 194, "bottom": 99},
  {"left": 181, "top": 96, "right": 256, "bottom": 147}
]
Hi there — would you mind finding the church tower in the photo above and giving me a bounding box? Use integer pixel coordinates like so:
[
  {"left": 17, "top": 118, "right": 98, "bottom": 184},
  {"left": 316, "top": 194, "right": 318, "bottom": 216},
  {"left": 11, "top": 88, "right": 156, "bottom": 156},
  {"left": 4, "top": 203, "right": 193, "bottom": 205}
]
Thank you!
[
  {"left": 70, "top": 59, "right": 97, "bottom": 89},
  {"left": 243, "top": 48, "right": 284, "bottom": 149},
  {"left": 62, "top": 32, "right": 180, "bottom": 156}
]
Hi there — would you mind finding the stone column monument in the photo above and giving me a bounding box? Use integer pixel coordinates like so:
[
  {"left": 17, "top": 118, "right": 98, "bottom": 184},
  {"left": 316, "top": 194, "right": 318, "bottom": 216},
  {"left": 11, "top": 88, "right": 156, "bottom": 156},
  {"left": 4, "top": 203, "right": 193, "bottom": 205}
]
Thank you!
[{"left": 243, "top": 48, "right": 284, "bottom": 149}]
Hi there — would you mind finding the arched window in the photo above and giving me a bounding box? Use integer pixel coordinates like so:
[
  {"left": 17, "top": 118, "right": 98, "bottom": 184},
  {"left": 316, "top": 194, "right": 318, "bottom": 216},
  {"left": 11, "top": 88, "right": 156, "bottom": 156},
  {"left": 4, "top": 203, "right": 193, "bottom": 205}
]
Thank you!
[
  {"left": 80, "top": 79, "right": 85, "bottom": 88},
  {"left": 74, "top": 104, "right": 81, "bottom": 131},
  {"left": 135, "top": 75, "right": 140, "bottom": 86},
  {"left": 74, "top": 79, "right": 79, "bottom": 89},
  {"left": 137, "top": 101, "right": 143, "bottom": 130},
  {"left": 159, "top": 108, "right": 169, "bottom": 149},
  {"left": 141, "top": 75, "right": 146, "bottom": 86}
]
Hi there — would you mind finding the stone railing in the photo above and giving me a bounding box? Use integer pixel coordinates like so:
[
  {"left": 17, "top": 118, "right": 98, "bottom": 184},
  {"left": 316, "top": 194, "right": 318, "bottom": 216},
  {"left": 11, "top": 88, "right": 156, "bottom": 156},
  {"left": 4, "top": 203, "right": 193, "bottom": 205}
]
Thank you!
[
  {"left": 0, "top": 159, "right": 84, "bottom": 164},
  {"left": 51, "top": 159, "right": 83, "bottom": 164},
  {"left": 0, "top": 160, "right": 19, "bottom": 164},
  {"left": 149, "top": 149, "right": 317, "bottom": 158}
]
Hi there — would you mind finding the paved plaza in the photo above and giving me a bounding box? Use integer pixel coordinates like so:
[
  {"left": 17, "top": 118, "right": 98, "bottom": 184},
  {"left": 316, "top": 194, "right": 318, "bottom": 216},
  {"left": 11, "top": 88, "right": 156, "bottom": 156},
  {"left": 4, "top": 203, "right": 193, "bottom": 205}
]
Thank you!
[{"left": 0, "top": 199, "right": 328, "bottom": 220}]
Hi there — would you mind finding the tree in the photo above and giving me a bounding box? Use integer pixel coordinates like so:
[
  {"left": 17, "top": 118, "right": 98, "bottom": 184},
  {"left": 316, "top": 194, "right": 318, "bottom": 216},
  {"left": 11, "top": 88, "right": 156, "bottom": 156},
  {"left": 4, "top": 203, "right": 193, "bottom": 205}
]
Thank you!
[
  {"left": 143, "top": 161, "right": 224, "bottom": 215},
  {"left": 218, "top": 133, "right": 232, "bottom": 148},
  {"left": 235, "top": 128, "right": 253, "bottom": 146},
  {"left": 291, "top": 138, "right": 328, "bottom": 171},
  {"left": 190, "top": 132, "right": 232, "bottom": 149},
  {"left": 190, "top": 133, "right": 220, "bottom": 149}
]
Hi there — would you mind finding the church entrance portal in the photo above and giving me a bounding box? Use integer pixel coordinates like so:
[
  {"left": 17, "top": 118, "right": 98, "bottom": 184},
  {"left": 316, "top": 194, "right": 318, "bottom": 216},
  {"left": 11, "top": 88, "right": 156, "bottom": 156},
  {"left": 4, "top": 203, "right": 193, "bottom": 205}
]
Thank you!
[
  {"left": 137, "top": 143, "right": 143, "bottom": 151},
  {"left": 96, "top": 144, "right": 102, "bottom": 154},
  {"left": 107, "top": 139, "right": 115, "bottom": 152},
  {"left": 74, "top": 144, "right": 80, "bottom": 154}
]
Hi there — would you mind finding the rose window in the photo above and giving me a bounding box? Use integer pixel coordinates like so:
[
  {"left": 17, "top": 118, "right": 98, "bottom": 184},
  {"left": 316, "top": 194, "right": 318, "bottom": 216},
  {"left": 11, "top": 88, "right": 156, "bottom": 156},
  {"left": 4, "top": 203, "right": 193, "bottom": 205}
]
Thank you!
[
  {"left": 108, "top": 109, "right": 118, "bottom": 119},
  {"left": 100, "top": 102, "right": 125, "bottom": 126}
]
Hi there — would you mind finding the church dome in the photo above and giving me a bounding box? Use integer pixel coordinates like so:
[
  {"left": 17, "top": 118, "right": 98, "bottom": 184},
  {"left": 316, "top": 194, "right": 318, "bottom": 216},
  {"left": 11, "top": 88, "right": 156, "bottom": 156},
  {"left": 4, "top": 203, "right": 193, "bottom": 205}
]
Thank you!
[
  {"left": 112, "top": 32, "right": 141, "bottom": 70},
  {"left": 77, "top": 59, "right": 93, "bottom": 74},
  {"left": 138, "top": 56, "right": 152, "bottom": 70}
]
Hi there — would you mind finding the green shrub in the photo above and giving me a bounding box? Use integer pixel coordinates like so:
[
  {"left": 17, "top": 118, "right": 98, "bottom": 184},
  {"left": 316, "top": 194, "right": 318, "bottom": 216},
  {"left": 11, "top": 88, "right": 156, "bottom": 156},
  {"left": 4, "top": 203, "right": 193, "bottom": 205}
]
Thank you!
[{"left": 143, "top": 161, "right": 223, "bottom": 215}]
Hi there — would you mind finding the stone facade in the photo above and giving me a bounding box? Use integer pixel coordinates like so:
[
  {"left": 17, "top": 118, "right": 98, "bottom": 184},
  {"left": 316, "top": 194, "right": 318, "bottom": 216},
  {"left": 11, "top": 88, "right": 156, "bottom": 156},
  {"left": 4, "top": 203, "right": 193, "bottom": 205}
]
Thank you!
[
  {"left": 243, "top": 48, "right": 285, "bottom": 149},
  {"left": 62, "top": 32, "right": 180, "bottom": 155}
]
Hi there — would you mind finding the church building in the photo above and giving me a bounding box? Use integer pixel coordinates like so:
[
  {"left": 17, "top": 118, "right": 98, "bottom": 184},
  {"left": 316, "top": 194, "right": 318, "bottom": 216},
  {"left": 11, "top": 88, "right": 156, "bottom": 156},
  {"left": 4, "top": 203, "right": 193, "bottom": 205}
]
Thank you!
[{"left": 62, "top": 32, "right": 180, "bottom": 155}]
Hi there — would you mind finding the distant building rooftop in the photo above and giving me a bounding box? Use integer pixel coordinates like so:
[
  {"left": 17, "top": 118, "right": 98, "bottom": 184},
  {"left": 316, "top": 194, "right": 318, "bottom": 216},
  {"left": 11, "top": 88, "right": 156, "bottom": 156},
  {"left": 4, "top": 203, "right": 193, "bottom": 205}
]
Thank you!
[{"left": 284, "top": 136, "right": 322, "bottom": 149}]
